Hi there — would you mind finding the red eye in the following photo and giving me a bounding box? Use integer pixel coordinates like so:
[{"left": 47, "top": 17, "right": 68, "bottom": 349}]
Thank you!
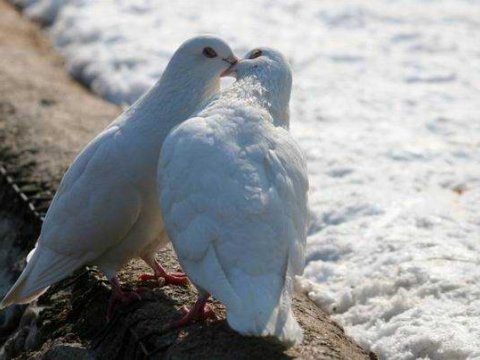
[
  {"left": 203, "top": 47, "right": 217, "bottom": 58},
  {"left": 249, "top": 49, "right": 262, "bottom": 59}
]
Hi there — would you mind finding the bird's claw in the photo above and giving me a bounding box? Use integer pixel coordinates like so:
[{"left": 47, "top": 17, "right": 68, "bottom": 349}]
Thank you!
[
  {"left": 169, "top": 304, "right": 217, "bottom": 329},
  {"left": 138, "top": 273, "right": 157, "bottom": 282},
  {"left": 179, "top": 304, "right": 217, "bottom": 320},
  {"left": 138, "top": 272, "right": 189, "bottom": 287},
  {"left": 163, "top": 272, "right": 189, "bottom": 286}
]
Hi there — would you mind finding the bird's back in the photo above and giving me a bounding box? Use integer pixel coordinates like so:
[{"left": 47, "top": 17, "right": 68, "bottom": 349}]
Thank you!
[{"left": 159, "top": 102, "right": 308, "bottom": 346}]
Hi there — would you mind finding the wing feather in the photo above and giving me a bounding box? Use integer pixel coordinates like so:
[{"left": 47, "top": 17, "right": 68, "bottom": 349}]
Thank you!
[
  {"left": 40, "top": 126, "right": 142, "bottom": 259},
  {"left": 159, "top": 110, "right": 308, "bottom": 345}
]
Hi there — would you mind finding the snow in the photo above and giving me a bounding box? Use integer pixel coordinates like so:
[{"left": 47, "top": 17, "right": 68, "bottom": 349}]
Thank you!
[{"left": 12, "top": 0, "right": 480, "bottom": 359}]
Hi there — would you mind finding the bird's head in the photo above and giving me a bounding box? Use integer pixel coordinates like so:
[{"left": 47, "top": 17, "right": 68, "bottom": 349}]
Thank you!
[
  {"left": 153, "top": 35, "right": 238, "bottom": 120},
  {"left": 169, "top": 35, "right": 238, "bottom": 80},
  {"left": 225, "top": 48, "right": 292, "bottom": 127}
]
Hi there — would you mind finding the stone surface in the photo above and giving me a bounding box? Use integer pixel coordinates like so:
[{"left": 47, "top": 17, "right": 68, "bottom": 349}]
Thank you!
[{"left": 0, "top": 2, "right": 376, "bottom": 359}]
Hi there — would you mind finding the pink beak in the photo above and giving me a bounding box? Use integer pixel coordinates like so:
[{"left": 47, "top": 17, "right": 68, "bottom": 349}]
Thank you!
[{"left": 221, "top": 56, "right": 239, "bottom": 77}]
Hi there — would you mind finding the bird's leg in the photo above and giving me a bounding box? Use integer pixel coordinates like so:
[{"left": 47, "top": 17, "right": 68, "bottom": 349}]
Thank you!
[
  {"left": 168, "top": 294, "right": 217, "bottom": 329},
  {"left": 107, "top": 277, "right": 142, "bottom": 320},
  {"left": 138, "top": 258, "right": 189, "bottom": 286}
]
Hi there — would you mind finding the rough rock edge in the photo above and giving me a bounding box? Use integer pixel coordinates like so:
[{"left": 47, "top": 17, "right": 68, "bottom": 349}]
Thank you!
[{"left": 0, "top": 2, "right": 377, "bottom": 359}]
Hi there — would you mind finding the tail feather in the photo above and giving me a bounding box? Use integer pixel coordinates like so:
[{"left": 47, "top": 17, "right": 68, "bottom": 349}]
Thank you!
[
  {"left": 0, "top": 245, "right": 84, "bottom": 309},
  {"left": 224, "top": 269, "right": 303, "bottom": 347}
]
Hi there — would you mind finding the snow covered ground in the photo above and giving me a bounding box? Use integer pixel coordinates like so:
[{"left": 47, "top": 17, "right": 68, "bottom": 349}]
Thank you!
[{"left": 12, "top": 0, "right": 480, "bottom": 359}]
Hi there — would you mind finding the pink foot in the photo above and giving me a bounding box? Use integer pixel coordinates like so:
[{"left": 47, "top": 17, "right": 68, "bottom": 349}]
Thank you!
[
  {"left": 168, "top": 295, "right": 217, "bottom": 329},
  {"left": 138, "top": 273, "right": 157, "bottom": 282},
  {"left": 107, "top": 278, "right": 143, "bottom": 320},
  {"left": 139, "top": 272, "right": 189, "bottom": 286},
  {"left": 139, "top": 260, "right": 189, "bottom": 286}
]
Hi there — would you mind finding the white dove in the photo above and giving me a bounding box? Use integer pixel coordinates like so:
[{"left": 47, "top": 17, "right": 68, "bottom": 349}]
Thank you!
[
  {"left": 0, "top": 36, "right": 238, "bottom": 317},
  {"left": 158, "top": 48, "right": 309, "bottom": 346}
]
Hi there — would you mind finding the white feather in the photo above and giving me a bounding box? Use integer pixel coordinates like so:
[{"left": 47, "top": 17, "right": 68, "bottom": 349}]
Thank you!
[
  {"left": 159, "top": 48, "right": 308, "bottom": 346},
  {"left": 1, "top": 36, "right": 236, "bottom": 308},
  {"left": 1, "top": 245, "right": 89, "bottom": 308}
]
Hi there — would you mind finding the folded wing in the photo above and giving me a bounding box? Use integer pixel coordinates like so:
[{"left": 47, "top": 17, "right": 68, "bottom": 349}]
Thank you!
[
  {"left": 1, "top": 126, "right": 142, "bottom": 308},
  {"left": 159, "top": 112, "right": 308, "bottom": 345}
]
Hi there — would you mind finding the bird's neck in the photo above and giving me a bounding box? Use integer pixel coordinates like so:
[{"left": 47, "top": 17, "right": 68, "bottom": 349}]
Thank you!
[
  {"left": 123, "top": 66, "right": 220, "bottom": 142},
  {"left": 140, "top": 77, "right": 218, "bottom": 125},
  {"left": 229, "top": 76, "right": 290, "bottom": 129}
]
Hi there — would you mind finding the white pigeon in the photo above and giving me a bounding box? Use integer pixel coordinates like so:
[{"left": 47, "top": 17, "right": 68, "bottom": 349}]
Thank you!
[
  {"left": 0, "top": 35, "right": 238, "bottom": 316},
  {"left": 158, "top": 48, "right": 309, "bottom": 347}
]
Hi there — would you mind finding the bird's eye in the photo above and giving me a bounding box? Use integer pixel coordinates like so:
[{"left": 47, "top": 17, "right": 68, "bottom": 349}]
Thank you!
[
  {"left": 249, "top": 49, "right": 262, "bottom": 59},
  {"left": 202, "top": 47, "right": 217, "bottom": 58}
]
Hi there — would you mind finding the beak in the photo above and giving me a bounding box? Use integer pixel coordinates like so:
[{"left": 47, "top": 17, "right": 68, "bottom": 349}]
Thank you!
[{"left": 221, "top": 56, "right": 239, "bottom": 77}]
